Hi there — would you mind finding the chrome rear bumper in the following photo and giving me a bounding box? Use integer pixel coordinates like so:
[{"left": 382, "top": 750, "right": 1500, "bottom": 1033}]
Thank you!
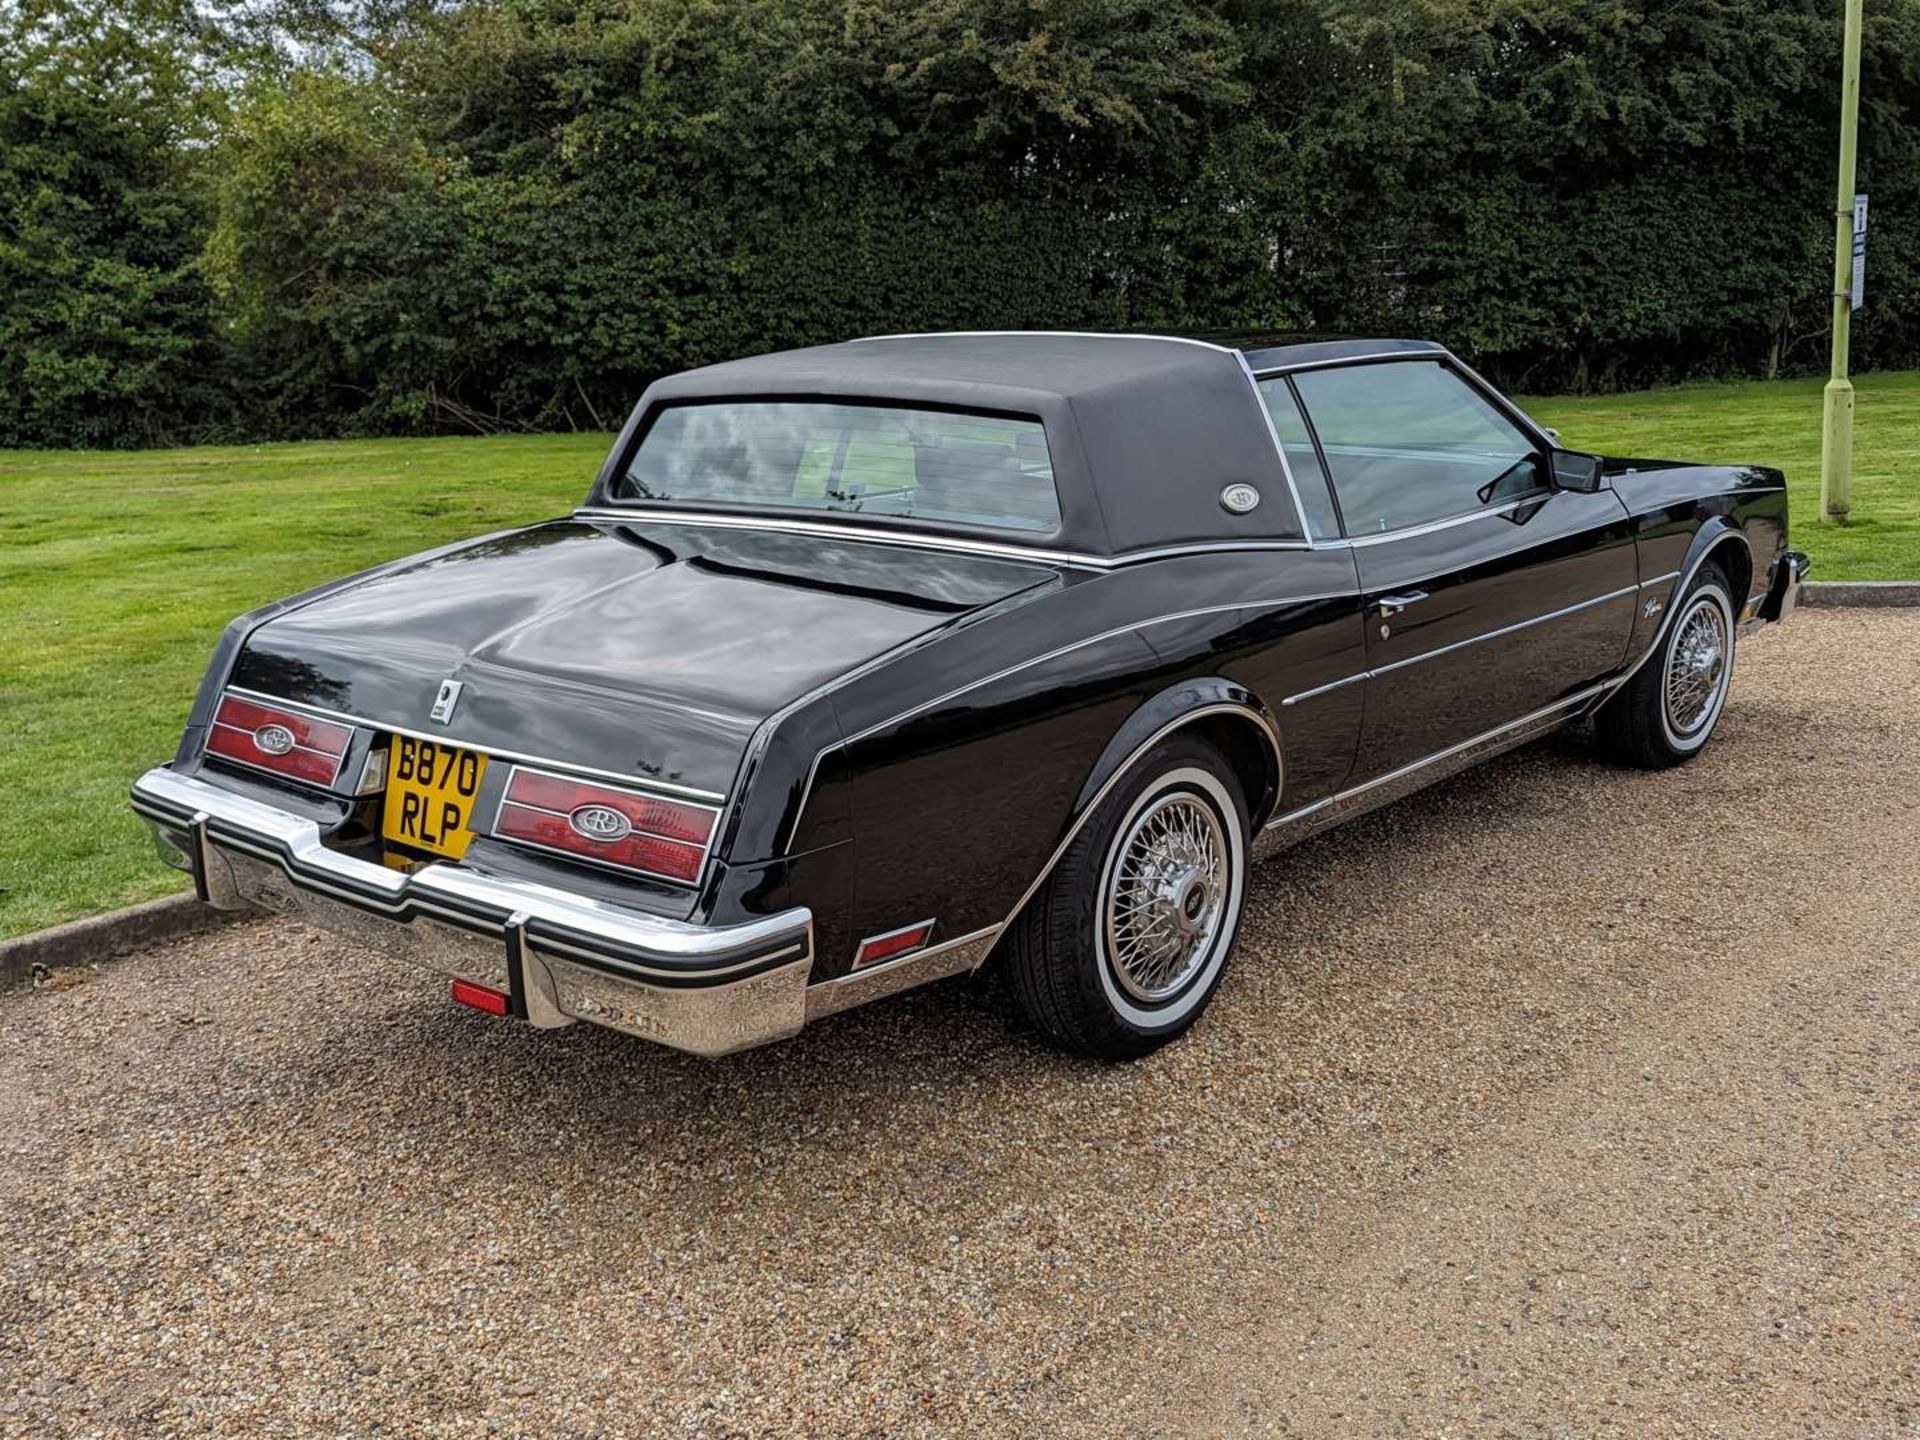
[{"left": 130, "top": 767, "right": 813, "bottom": 1056}]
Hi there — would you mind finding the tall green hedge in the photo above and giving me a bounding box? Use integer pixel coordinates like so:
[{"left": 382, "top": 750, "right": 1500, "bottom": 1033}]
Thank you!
[{"left": 4, "top": 0, "right": 1918, "bottom": 446}]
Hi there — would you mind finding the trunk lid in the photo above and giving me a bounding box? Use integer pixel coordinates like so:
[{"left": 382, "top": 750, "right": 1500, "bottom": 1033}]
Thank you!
[{"left": 229, "top": 519, "right": 1059, "bottom": 796}]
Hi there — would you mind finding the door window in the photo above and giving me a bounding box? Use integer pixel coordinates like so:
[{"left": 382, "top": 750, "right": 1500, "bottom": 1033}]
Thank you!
[{"left": 1291, "top": 361, "right": 1543, "bottom": 536}]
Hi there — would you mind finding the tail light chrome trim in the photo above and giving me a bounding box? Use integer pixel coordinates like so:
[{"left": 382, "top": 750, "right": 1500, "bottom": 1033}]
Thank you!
[
  {"left": 490, "top": 764, "right": 723, "bottom": 887},
  {"left": 206, "top": 693, "right": 354, "bottom": 788}
]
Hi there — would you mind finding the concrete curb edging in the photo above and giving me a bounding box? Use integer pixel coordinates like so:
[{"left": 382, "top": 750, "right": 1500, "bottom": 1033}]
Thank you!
[
  {"left": 0, "top": 891, "right": 239, "bottom": 990},
  {"left": 1802, "top": 581, "right": 1920, "bottom": 607}
]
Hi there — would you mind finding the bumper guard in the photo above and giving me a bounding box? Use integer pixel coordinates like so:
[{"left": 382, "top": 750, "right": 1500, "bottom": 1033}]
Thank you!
[{"left": 131, "top": 767, "right": 813, "bottom": 1056}]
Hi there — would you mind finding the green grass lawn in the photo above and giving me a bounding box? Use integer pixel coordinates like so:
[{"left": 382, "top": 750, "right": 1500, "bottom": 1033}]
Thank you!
[
  {"left": 0, "top": 435, "right": 608, "bottom": 939},
  {"left": 1522, "top": 370, "right": 1920, "bottom": 581},
  {"left": 2, "top": 371, "right": 1916, "bottom": 940}
]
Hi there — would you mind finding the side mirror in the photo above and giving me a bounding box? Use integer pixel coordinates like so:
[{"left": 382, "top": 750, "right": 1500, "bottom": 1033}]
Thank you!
[{"left": 1550, "top": 449, "right": 1605, "bottom": 493}]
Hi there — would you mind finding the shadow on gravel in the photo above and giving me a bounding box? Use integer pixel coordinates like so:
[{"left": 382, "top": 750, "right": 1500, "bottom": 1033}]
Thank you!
[{"left": 227, "top": 732, "right": 1620, "bottom": 1194}]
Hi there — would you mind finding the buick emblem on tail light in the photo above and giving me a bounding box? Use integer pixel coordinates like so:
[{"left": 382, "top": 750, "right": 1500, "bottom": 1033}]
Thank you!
[
  {"left": 253, "top": 724, "right": 296, "bottom": 756},
  {"left": 569, "top": 804, "right": 633, "bottom": 843}
]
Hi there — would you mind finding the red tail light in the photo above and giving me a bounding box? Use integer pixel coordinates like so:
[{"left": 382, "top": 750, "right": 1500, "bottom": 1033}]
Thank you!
[
  {"left": 492, "top": 767, "right": 718, "bottom": 884},
  {"left": 207, "top": 693, "right": 353, "bottom": 788}
]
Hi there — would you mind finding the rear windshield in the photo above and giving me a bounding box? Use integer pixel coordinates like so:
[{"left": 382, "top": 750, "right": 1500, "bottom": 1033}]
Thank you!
[{"left": 617, "top": 401, "right": 1062, "bottom": 534}]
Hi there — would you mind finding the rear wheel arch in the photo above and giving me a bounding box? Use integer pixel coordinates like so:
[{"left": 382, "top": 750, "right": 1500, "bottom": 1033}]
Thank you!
[{"left": 1071, "top": 682, "right": 1282, "bottom": 832}]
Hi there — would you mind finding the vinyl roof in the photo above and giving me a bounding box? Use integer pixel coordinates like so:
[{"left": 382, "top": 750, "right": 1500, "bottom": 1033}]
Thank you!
[{"left": 588, "top": 332, "right": 1448, "bottom": 555}]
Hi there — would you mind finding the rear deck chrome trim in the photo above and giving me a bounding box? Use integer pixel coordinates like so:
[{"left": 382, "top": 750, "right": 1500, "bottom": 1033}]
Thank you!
[
  {"left": 223, "top": 685, "right": 727, "bottom": 804},
  {"left": 572, "top": 506, "right": 1113, "bottom": 570}
]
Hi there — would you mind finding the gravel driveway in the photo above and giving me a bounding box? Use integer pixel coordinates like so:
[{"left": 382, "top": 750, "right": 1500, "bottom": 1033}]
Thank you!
[{"left": 3, "top": 610, "right": 1915, "bottom": 1439}]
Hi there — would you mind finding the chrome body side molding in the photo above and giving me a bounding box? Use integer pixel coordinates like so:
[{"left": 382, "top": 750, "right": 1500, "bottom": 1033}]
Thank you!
[{"left": 1254, "top": 683, "right": 1609, "bottom": 860}]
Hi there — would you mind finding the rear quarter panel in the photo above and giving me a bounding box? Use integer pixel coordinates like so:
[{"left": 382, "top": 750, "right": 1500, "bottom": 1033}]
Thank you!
[{"left": 788, "top": 549, "right": 1366, "bottom": 980}]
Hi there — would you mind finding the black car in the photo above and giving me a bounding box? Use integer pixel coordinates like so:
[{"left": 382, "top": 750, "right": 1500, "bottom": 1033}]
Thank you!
[{"left": 132, "top": 333, "right": 1809, "bottom": 1059}]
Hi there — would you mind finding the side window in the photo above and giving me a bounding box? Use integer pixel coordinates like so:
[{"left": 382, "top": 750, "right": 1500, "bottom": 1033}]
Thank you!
[
  {"left": 1255, "top": 378, "right": 1340, "bottom": 541},
  {"left": 1290, "top": 361, "right": 1542, "bottom": 536}
]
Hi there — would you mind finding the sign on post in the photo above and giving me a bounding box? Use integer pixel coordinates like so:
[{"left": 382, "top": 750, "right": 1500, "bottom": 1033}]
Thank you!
[{"left": 1851, "top": 193, "right": 1868, "bottom": 311}]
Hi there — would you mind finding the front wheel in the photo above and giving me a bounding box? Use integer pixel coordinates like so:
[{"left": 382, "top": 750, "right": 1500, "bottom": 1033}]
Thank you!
[
  {"left": 1595, "top": 562, "right": 1736, "bottom": 768},
  {"left": 1002, "top": 735, "right": 1249, "bottom": 1060}
]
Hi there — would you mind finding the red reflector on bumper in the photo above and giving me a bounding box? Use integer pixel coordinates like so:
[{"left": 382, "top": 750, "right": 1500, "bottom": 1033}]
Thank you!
[{"left": 450, "top": 979, "right": 509, "bottom": 1016}]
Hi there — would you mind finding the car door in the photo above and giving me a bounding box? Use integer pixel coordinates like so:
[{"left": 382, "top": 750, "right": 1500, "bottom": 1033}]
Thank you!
[{"left": 1288, "top": 358, "right": 1639, "bottom": 781}]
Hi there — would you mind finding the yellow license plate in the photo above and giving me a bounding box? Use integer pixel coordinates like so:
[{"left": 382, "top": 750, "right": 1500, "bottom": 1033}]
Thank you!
[{"left": 382, "top": 736, "right": 488, "bottom": 860}]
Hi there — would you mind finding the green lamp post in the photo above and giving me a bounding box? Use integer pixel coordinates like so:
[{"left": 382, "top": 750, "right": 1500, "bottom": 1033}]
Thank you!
[{"left": 1819, "top": 0, "right": 1865, "bottom": 522}]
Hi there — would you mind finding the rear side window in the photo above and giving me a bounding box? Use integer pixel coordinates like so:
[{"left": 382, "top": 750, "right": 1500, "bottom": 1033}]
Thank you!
[
  {"left": 1290, "top": 361, "right": 1542, "bottom": 536},
  {"left": 1255, "top": 378, "right": 1340, "bottom": 541},
  {"left": 619, "top": 401, "right": 1062, "bottom": 534}
]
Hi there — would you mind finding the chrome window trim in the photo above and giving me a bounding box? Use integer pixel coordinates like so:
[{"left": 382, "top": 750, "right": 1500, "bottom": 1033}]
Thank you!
[
  {"left": 223, "top": 685, "right": 728, "bottom": 804},
  {"left": 1333, "top": 508, "right": 1632, "bottom": 594},
  {"left": 1115, "top": 537, "right": 1317, "bottom": 561},
  {"left": 1341, "top": 499, "right": 1533, "bottom": 547},
  {"left": 579, "top": 509, "right": 1324, "bottom": 566},
  {"left": 1278, "top": 583, "right": 1640, "bottom": 705},
  {"left": 1440, "top": 353, "right": 1559, "bottom": 454},
  {"left": 1250, "top": 347, "right": 1446, "bottom": 377},
  {"left": 1257, "top": 351, "right": 1561, "bottom": 541},
  {"left": 848, "top": 330, "right": 1236, "bottom": 354},
  {"left": 1235, "top": 350, "right": 1314, "bottom": 545}
]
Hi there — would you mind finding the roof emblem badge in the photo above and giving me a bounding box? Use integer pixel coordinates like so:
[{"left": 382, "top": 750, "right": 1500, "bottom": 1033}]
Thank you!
[{"left": 1220, "top": 483, "right": 1261, "bottom": 515}]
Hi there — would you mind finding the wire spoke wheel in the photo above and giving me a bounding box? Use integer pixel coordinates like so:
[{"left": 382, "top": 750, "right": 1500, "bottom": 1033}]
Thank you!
[
  {"left": 1662, "top": 594, "right": 1731, "bottom": 738},
  {"left": 1102, "top": 791, "right": 1228, "bottom": 1004}
]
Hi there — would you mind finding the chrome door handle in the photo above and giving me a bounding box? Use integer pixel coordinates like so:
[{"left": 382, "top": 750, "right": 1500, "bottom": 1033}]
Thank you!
[{"left": 1374, "top": 590, "right": 1429, "bottom": 618}]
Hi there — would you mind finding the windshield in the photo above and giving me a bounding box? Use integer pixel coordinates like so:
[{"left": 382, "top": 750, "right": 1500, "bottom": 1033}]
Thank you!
[{"left": 617, "top": 401, "right": 1062, "bottom": 534}]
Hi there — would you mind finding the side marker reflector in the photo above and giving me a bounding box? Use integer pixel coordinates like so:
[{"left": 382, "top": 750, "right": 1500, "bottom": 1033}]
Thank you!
[
  {"left": 451, "top": 979, "right": 509, "bottom": 1016},
  {"left": 853, "top": 920, "right": 936, "bottom": 971}
]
